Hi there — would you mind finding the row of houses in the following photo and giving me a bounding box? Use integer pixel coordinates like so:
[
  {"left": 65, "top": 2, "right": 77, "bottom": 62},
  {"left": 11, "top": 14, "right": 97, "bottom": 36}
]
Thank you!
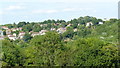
[
  {"left": 2, "top": 27, "right": 23, "bottom": 35},
  {"left": 5, "top": 30, "right": 48, "bottom": 40},
  {"left": 1, "top": 26, "right": 68, "bottom": 40},
  {"left": 0, "top": 21, "right": 104, "bottom": 40}
]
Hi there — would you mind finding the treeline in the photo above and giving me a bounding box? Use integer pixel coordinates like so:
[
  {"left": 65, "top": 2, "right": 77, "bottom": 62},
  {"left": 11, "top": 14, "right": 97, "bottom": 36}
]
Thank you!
[
  {"left": 1, "top": 31, "right": 119, "bottom": 66},
  {"left": 2, "top": 16, "right": 104, "bottom": 31}
]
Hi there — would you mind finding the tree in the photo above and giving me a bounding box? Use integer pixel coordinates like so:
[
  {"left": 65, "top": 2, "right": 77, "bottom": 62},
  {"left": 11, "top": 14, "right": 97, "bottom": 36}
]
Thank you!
[
  {"left": 5, "top": 24, "right": 13, "bottom": 29},
  {"left": 33, "top": 24, "right": 42, "bottom": 32},
  {"left": 23, "top": 33, "right": 32, "bottom": 42},
  {"left": 66, "top": 38, "right": 118, "bottom": 66},
  {"left": 2, "top": 40, "right": 23, "bottom": 66},
  {"left": 17, "top": 21, "right": 26, "bottom": 27},
  {"left": 3, "top": 31, "right": 6, "bottom": 35},
  {"left": 27, "top": 31, "right": 63, "bottom": 66},
  {"left": 22, "top": 24, "right": 33, "bottom": 32},
  {"left": 62, "top": 27, "right": 74, "bottom": 39}
]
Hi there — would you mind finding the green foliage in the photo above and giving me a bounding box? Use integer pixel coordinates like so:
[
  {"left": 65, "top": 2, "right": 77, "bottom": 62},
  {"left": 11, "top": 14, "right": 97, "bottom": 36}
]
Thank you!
[
  {"left": 17, "top": 21, "right": 26, "bottom": 28},
  {"left": 2, "top": 40, "right": 23, "bottom": 66},
  {"left": 3, "top": 31, "right": 6, "bottom": 35},
  {"left": 11, "top": 31, "right": 19, "bottom": 35},
  {"left": 1, "top": 17, "right": 119, "bottom": 66},
  {"left": 23, "top": 33, "right": 32, "bottom": 42},
  {"left": 62, "top": 27, "right": 74, "bottom": 39},
  {"left": 22, "top": 24, "right": 33, "bottom": 32},
  {"left": 33, "top": 24, "right": 42, "bottom": 32},
  {"left": 67, "top": 38, "right": 118, "bottom": 66},
  {"left": 5, "top": 24, "right": 13, "bottom": 29}
]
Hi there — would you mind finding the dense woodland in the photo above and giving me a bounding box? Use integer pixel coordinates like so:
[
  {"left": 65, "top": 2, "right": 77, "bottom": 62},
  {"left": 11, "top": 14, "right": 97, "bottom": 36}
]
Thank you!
[{"left": 0, "top": 16, "right": 120, "bottom": 67}]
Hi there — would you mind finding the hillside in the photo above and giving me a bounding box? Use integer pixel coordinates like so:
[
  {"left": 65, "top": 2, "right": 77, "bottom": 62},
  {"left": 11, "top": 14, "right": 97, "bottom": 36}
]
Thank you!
[{"left": 0, "top": 16, "right": 119, "bottom": 66}]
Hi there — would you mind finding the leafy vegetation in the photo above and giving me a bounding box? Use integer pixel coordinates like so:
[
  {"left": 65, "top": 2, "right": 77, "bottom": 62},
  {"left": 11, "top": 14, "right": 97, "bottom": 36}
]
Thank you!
[{"left": 0, "top": 16, "right": 119, "bottom": 67}]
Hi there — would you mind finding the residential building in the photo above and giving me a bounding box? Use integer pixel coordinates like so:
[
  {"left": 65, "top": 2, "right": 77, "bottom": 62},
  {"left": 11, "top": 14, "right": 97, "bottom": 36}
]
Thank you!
[
  {"left": 50, "top": 28, "right": 56, "bottom": 31},
  {"left": 86, "top": 22, "right": 93, "bottom": 27},
  {"left": 0, "top": 30, "right": 3, "bottom": 36},
  {"left": 57, "top": 27, "right": 66, "bottom": 34},
  {"left": 2, "top": 26, "right": 9, "bottom": 30},
  {"left": 19, "top": 32, "right": 25, "bottom": 36},
  {"left": 31, "top": 32, "right": 39, "bottom": 37},
  {"left": 98, "top": 22, "right": 103, "bottom": 24},
  {"left": 74, "top": 28, "right": 78, "bottom": 32},
  {"left": 8, "top": 35, "right": 16, "bottom": 40},
  {"left": 39, "top": 30, "right": 48, "bottom": 35},
  {"left": 6, "top": 29, "right": 12, "bottom": 35}
]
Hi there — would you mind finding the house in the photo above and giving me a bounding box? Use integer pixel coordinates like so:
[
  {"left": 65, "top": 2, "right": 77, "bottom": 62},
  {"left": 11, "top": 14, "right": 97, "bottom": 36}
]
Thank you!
[
  {"left": 19, "top": 27, "right": 22, "bottom": 31},
  {"left": 8, "top": 35, "right": 16, "bottom": 40},
  {"left": 11, "top": 28, "right": 17, "bottom": 32},
  {"left": 18, "top": 32, "right": 25, "bottom": 39},
  {"left": 57, "top": 27, "right": 66, "bottom": 34},
  {"left": 40, "top": 24, "right": 44, "bottom": 27},
  {"left": 40, "top": 24, "right": 47, "bottom": 27},
  {"left": 7, "top": 34, "right": 11, "bottom": 37},
  {"left": 86, "top": 22, "right": 93, "bottom": 27},
  {"left": 13, "top": 33, "right": 17, "bottom": 37},
  {"left": 31, "top": 32, "right": 39, "bottom": 37},
  {"left": 66, "top": 24, "right": 72, "bottom": 27},
  {"left": 78, "top": 24, "right": 80, "bottom": 26},
  {"left": 0, "top": 30, "right": 3, "bottom": 36},
  {"left": 50, "top": 28, "right": 56, "bottom": 31},
  {"left": 2, "top": 26, "right": 9, "bottom": 30},
  {"left": 18, "top": 34, "right": 25, "bottom": 39},
  {"left": 74, "top": 28, "right": 78, "bottom": 32},
  {"left": 39, "top": 30, "right": 48, "bottom": 35},
  {"left": 6, "top": 29, "right": 12, "bottom": 35},
  {"left": 19, "top": 32, "right": 25, "bottom": 36},
  {"left": 98, "top": 22, "right": 103, "bottom": 25}
]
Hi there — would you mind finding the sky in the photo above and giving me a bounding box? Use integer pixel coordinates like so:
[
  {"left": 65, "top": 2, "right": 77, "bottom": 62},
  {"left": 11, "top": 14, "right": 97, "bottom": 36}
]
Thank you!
[{"left": 0, "top": 0, "right": 119, "bottom": 25}]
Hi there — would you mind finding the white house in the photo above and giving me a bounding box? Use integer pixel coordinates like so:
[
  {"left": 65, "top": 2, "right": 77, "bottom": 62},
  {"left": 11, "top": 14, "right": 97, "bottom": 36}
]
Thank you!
[
  {"left": 19, "top": 32, "right": 25, "bottom": 36},
  {"left": 0, "top": 30, "right": 3, "bottom": 36},
  {"left": 19, "top": 34, "right": 25, "bottom": 39},
  {"left": 50, "top": 28, "right": 56, "bottom": 31},
  {"left": 6, "top": 29, "right": 12, "bottom": 35},
  {"left": 98, "top": 22, "right": 103, "bottom": 25},
  {"left": 66, "top": 24, "right": 72, "bottom": 27},
  {"left": 31, "top": 32, "right": 40, "bottom": 37},
  {"left": 78, "top": 24, "right": 80, "bottom": 26},
  {"left": 13, "top": 33, "right": 17, "bottom": 37},
  {"left": 8, "top": 35, "right": 16, "bottom": 40},
  {"left": 18, "top": 32, "right": 25, "bottom": 39},
  {"left": 86, "top": 22, "right": 93, "bottom": 27},
  {"left": 39, "top": 30, "right": 48, "bottom": 35},
  {"left": 74, "top": 28, "right": 78, "bottom": 32},
  {"left": 11, "top": 28, "right": 17, "bottom": 32},
  {"left": 57, "top": 27, "right": 66, "bottom": 34}
]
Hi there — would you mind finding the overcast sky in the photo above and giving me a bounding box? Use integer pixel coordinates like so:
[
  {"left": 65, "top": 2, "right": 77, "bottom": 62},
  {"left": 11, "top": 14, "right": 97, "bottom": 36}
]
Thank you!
[{"left": 0, "top": 0, "right": 119, "bottom": 25}]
